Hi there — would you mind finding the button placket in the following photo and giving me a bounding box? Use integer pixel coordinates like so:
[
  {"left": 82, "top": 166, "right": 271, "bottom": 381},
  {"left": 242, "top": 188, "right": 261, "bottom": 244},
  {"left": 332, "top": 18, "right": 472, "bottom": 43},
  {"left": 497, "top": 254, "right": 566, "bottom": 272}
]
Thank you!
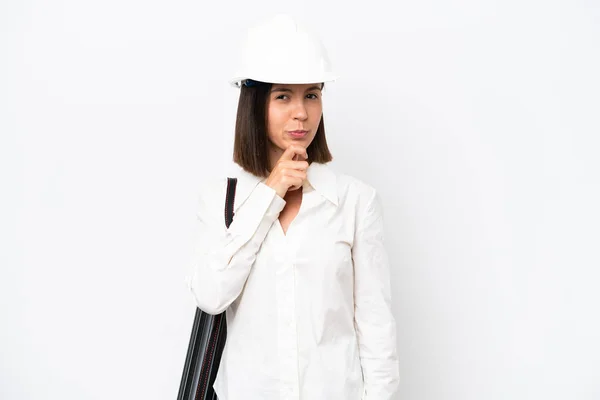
[{"left": 276, "top": 256, "right": 299, "bottom": 399}]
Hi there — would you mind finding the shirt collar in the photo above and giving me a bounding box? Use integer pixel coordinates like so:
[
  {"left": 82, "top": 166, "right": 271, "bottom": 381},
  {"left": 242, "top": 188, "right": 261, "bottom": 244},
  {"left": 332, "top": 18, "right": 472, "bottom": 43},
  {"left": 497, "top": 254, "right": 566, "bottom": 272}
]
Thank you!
[{"left": 228, "top": 162, "right": 339, "bottom": 212}]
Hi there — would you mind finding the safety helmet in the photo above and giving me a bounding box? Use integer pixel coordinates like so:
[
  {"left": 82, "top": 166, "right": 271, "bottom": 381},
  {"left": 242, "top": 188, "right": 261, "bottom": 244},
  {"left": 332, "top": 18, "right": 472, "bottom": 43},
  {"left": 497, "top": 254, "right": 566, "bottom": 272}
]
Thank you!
[{"left": 229, "top": 14, "right": 338, "bottom": 88}]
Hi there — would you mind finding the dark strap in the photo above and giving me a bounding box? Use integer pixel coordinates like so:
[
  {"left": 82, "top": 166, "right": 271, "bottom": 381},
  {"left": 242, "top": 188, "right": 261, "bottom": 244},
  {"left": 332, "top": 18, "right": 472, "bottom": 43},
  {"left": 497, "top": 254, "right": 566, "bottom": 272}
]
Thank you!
[
  {"left": 197, "top": 177, "right": 237, "bottom": 400},
  {"left": 178, "top": 177, "right": 238, "bottom": 400},
  {"left": 225, "top": 178, "right": 237, "bottom": 228}
]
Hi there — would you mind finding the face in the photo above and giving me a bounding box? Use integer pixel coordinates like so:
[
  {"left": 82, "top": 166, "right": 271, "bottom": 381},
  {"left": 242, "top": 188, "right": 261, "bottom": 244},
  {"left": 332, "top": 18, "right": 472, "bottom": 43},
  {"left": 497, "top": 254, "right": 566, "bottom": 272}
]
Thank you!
[{"left": 266, "top": 83, "right": 323, "bottom": 168}]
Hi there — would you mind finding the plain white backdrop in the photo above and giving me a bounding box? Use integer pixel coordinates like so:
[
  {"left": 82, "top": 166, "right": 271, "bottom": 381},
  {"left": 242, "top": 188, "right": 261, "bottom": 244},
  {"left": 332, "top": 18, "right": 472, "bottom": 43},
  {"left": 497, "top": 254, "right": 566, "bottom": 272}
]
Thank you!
[{"left": 2, "top": 1, "right": 600, "bottom": 399}]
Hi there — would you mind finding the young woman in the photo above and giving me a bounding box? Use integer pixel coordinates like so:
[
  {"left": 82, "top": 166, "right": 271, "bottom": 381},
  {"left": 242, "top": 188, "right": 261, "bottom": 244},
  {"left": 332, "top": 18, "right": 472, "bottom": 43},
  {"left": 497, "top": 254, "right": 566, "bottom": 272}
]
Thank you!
[{"left": 187, "top": 15, "right": 399, "bottom": 400}]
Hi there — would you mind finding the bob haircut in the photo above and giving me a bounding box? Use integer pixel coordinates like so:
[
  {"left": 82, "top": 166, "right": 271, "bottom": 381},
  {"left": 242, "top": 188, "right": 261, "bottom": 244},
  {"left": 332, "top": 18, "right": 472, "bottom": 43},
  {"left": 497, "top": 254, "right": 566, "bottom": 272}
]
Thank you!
[{"left": 232, "top": 81, "right": 333, "bottom": 178}]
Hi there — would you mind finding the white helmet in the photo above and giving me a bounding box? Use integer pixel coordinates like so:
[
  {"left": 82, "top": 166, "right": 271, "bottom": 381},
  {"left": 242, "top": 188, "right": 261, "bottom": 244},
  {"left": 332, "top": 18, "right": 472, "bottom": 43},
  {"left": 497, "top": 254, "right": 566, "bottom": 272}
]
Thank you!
[{"left": 230, "top": 14, "right": 338, "bottom": 88}]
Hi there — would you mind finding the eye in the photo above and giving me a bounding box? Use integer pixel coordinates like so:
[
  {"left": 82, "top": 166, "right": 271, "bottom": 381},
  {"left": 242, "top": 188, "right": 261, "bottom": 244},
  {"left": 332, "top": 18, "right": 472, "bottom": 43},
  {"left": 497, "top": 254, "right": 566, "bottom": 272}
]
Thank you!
[
  {"left": 275, "top": 95, "right": 288, "bottom": 100},
  {"left": 307, "top": 93, "right": 319, "bottom": 99}
]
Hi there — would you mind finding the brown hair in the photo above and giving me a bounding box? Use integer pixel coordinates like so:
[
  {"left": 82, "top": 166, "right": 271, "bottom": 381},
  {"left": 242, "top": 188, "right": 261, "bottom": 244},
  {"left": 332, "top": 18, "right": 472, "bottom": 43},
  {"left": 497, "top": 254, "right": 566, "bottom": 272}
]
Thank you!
[{"left": 232, "top": 81, "right": 333, "bottom": 178}]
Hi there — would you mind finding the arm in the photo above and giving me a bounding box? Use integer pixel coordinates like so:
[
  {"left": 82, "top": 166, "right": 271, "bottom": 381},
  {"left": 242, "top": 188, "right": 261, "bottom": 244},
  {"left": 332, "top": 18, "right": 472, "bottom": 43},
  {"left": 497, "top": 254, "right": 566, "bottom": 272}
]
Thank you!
[
  {"left": 186, "top": 178, "right": 286, "bottom": 315},
  {"left": 352, "top": 188, "right": 400, "bottom": 399}
]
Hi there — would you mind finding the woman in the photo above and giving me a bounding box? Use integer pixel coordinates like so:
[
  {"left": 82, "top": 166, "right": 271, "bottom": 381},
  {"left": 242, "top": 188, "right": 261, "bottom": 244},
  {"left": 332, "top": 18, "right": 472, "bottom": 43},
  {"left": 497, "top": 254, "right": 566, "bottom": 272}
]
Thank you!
[{"left": 187, "top": 15, "right": 399, "bottom": 400}]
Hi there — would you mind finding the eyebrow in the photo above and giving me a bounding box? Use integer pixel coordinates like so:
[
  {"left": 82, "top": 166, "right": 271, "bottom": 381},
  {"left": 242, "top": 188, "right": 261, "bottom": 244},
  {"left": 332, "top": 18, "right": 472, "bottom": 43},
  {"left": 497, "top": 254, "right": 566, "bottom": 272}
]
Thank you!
[{"left": 270, "top": 85, "right": 323, "bottom": 94}]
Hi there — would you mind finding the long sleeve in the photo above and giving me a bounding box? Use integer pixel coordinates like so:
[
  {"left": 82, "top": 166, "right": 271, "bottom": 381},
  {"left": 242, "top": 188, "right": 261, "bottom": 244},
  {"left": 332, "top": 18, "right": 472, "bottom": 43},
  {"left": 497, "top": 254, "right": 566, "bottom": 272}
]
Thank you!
[
  {"left": 352, "top": 188, "right": 400, "bottom": 399},
  {"left": 186, "top": 178, "right": 286, "bottom": 315}
]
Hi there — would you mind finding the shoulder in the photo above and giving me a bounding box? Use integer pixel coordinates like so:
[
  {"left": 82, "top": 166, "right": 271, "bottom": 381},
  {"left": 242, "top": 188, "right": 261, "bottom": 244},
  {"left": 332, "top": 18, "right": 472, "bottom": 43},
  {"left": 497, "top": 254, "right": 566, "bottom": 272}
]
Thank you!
[
  {"left": 327, "top": 164, "right": 378, "bottom": 207},
  {"left": 195, "top": 176, "right": 229, "bottom": 210},
  {"left": 337, "top": 173, "right": 376, "bottom": 197},
  {"left": 196, "top": 162, "right": 248, "bottom": 202},
  {"left": 196, "top": 165, "right": 262, "bottom": 214},
  {"left": 331, "top": 169, "right": 386, "bottom": 233}
]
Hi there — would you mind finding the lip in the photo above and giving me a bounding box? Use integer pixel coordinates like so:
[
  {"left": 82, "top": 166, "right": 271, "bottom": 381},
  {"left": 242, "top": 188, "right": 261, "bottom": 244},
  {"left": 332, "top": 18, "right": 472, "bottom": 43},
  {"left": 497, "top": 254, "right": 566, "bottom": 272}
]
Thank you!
[{"left": 288, "top": 130, "right": 308, "bottom": 138}]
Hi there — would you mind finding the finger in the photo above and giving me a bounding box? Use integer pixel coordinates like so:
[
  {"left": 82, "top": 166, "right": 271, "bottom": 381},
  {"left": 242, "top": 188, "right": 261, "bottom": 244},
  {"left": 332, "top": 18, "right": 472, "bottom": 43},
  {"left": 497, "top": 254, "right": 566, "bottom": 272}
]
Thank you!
[
  {"left": 284, "top": 169, "right": 307, "bottom": 179},
  {"left": 298, "top": 147, "right": 308, "bottom": 160},
  {"left": 280, "top": 146, "right": 299, "bottom": 161},
  {"left": 287, "top": 177, "right": 304, "bottom": 191},
  {"left": 293, "top": 150, "right": 308, "bottom": 161},
  {"left": 279, "top": 160, "right": 309, "bottom": 171},
  {"left": 280, "top": 145, "right": 308, "bottom": 161}
]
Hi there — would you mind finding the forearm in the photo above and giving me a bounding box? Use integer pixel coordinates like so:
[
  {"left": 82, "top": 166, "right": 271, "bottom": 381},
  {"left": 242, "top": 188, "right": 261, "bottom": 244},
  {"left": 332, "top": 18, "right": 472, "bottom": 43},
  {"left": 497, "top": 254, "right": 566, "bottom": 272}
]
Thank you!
[{"left": 188, "top": 182, "right": 286, "bottom": 314}]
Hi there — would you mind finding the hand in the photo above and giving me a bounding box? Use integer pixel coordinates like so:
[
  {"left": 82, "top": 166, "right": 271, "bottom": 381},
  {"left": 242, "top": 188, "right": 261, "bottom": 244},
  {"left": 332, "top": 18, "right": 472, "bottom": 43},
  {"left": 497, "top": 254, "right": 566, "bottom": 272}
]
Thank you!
[{"left": 265, "top": 145, "right": 309, "bottom": 199}]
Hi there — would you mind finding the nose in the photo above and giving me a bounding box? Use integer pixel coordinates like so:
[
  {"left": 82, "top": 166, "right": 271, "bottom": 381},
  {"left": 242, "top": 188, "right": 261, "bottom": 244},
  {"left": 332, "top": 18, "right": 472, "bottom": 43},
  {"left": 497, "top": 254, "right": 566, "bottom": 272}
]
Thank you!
[{"left": 292, "top": 100, "right": 308, "bottom": 121}]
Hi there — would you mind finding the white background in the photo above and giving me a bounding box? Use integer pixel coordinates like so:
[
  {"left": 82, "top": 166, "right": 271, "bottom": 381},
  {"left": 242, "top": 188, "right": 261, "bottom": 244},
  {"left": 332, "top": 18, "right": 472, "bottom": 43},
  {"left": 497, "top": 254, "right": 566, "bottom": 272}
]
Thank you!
[{"left": 2, "top": 1, "right": 600, "bottom": 399}]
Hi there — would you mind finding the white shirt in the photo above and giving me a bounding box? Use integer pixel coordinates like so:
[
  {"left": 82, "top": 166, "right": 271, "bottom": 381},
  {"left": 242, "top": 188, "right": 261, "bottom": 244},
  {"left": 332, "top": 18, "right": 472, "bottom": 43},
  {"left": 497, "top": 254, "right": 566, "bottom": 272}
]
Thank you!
[{"left": 186, "top": 161, "right": 399, "bottom": 400}]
